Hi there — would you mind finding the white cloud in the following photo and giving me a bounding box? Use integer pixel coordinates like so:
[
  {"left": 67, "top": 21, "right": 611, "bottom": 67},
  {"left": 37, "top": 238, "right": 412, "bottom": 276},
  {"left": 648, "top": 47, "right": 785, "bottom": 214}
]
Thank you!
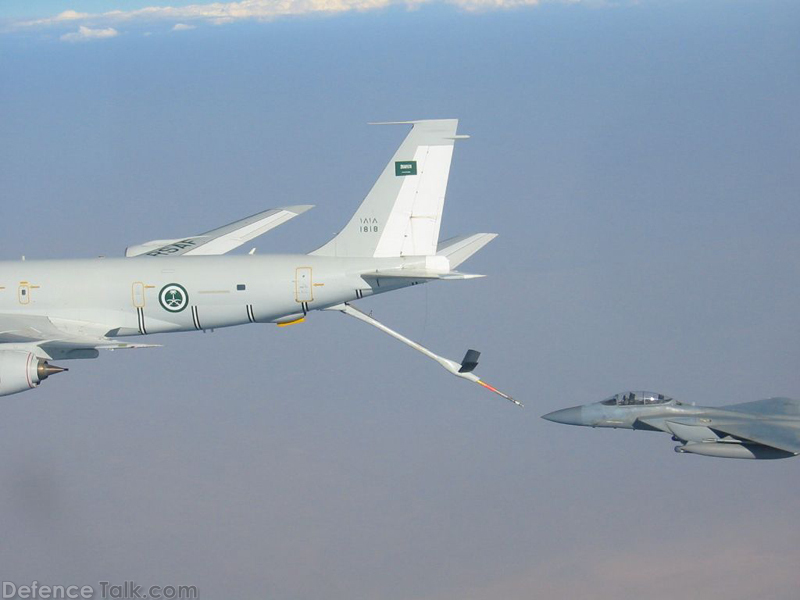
[
  {"left": 20, "top": 0, "right": 393, "bottom": 29},
  {"left": 448, "top": 0, "right": 541, "bottom": 10},
  {"left": 54, "top": 10, "right": 91, "bottom": 21},
  {"left": 60, "top": 25, "right": 119, "bottom": 42},
  {"left": 16, "top": 0, "right": 583, "bottom": 35}
]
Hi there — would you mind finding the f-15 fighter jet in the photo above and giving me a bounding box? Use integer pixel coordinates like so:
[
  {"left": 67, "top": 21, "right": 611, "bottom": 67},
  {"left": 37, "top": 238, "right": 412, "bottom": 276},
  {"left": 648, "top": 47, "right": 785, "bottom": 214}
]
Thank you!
[
  {"left": 543, "top": 392, "right": 800, "bottom": 459},
  {"left": 0, "top": 119, "right": 518, "bottom": 405}
]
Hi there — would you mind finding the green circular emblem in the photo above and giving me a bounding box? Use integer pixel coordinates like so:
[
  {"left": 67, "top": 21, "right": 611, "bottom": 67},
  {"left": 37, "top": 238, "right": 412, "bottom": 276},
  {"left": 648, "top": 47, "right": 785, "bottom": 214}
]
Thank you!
[{"left": 159, "top": 283, "right": 189, "bottom": 312}]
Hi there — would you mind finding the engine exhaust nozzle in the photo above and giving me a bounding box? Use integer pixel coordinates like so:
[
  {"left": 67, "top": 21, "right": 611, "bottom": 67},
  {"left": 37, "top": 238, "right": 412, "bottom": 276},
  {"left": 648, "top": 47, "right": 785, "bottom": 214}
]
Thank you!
[{"left": 37, "top": 360, "right": 68, "bottom": 381}]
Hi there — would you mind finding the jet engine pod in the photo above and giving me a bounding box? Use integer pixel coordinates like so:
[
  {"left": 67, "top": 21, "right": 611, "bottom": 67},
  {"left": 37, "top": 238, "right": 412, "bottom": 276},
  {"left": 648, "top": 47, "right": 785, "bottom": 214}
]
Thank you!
[
  {"left": 676, "top": 442, "right": 794, "bottom": 460},
  {"left": 0, "top": 350, "right": 68, "bottom": 397}
]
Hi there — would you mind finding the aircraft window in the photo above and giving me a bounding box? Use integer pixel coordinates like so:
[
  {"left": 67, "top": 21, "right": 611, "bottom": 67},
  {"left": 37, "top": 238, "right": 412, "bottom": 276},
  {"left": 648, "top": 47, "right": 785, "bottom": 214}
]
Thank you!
[
  {"left": 600, "top": 392, "right": 673, "bottom": 406},
  {"left": 641, "top": 391, "right": 673, "bottom": 404},
  {"left": 621, "top": 393, "right": 639, "bottom": 406}
]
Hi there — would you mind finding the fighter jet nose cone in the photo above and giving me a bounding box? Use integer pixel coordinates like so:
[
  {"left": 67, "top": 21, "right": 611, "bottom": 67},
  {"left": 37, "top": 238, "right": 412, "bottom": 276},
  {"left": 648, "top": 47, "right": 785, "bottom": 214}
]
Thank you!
[{"left": 541, "top": 406, "right": 583, "bottom": 425}]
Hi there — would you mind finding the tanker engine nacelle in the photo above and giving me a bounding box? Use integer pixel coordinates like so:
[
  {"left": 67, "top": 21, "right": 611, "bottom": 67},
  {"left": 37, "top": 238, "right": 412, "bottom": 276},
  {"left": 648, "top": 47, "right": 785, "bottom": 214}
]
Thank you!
[{"left": 0, "top": 350, "right": 68, "bottom": 397}]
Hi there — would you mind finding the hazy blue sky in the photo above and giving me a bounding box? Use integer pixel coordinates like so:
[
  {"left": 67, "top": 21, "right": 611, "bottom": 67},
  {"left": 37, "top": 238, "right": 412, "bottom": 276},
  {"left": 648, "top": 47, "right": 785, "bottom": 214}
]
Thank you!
[{"left": 1, "top": 1, "right": 799, "bottom": 599}]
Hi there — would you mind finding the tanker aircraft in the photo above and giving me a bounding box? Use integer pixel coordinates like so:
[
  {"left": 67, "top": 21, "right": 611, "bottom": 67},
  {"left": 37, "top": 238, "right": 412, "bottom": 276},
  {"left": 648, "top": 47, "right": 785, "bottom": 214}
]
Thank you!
[
  {"left": 0, "top": 119, "right": 518, "bottom": 405},
  {"left": 543, "top": 392, "right": 800, "bottom": 459}
]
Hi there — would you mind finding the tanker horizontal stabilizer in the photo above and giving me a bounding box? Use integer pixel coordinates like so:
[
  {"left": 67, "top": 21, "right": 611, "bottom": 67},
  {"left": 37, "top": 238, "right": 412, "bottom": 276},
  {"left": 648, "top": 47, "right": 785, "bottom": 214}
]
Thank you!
[
  {"left": 361, "top": 270, "right": 485, "bottom": 281},
  {"left": 436, "top": 233, "right": 498, "bottom": 268}
]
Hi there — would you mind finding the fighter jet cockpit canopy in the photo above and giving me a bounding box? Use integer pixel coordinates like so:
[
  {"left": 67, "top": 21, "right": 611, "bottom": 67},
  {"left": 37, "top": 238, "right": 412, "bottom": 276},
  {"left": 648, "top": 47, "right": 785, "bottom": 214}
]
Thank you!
[{"left": 600, "top": 391, "right": 673, "bottom": 406}]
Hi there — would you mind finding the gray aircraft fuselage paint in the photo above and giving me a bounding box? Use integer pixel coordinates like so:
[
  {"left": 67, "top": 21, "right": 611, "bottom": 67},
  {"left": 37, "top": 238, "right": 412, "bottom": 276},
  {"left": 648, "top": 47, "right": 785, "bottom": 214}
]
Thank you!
[
  {"left": 0, "top": 254, "right": 419, "bottom": 338},
  {"left": 543, "top": 394, "right": 800, "bottom": 459},
  {"left": 0, "top": 120, "right": 519, "bottom": 403}
]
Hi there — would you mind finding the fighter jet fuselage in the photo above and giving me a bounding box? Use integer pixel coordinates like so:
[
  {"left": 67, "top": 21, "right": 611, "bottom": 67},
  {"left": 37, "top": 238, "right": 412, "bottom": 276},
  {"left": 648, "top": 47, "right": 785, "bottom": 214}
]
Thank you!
[{"left": 543, "top": 392, "right": 800, "bottom": 459}]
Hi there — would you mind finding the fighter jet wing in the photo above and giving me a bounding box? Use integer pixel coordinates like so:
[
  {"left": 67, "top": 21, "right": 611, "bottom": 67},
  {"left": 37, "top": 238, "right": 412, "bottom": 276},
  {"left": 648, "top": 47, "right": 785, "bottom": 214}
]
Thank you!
[
  {"left": 634, "top": 417, "right": 673, "bottom": 433},
  {"left": 125, "top": 205, "right": 314, "bottom": 257},
  {"left": 705, "top": 420, "right": 800, "bottom": 454}
]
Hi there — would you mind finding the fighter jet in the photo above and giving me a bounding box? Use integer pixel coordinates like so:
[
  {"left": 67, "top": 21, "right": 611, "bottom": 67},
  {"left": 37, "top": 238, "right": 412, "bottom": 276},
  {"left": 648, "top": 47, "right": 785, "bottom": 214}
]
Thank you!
[
  {"left": 543, "top": 392, "right": 800, "bottom": 459},
  {"left": 0, "top": 119, "right": 518, "bottom": 405}
]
